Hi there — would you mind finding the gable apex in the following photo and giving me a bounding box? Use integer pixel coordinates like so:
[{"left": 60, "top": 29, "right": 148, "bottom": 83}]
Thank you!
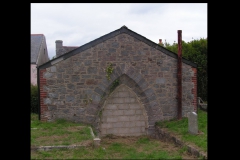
[{"left": 38, "top": 27, "right": 197, "bottom": 69}]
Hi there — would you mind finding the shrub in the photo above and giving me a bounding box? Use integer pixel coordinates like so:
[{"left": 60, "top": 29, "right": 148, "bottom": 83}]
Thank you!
[{"left": 31, "top": 84, "right": 38, "bottom": 114}]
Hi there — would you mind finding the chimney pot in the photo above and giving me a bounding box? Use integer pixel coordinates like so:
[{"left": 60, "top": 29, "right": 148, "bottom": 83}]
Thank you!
[
  {"left": 159, "top": 39, "right": 162, "bottom": 44},
  {"left": 56, "top": 40, "right": 63, "bottom": 57}
]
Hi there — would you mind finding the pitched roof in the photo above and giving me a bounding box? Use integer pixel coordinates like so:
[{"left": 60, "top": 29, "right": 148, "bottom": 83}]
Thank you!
[
  {"left": 63, "top": 46, "right": 79, "bottom": 53},
  {"left": 56, "top": 46, "right": 79, "bottom": 57},
  {"left": 31, "top": 34, "right": 44, "bottom": 64},
  {"left": 38, "top": 26, "right": 197, "bottom": 69}
]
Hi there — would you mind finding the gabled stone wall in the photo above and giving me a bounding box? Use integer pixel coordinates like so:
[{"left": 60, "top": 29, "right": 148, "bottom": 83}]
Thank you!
[{"left": 39, "top": 33, "right": 197, "bottom": 136}]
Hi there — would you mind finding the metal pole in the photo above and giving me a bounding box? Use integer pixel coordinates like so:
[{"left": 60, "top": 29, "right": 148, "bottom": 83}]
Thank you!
[{"left": 177, "top": 30, "right": 182, "bottom": 120}]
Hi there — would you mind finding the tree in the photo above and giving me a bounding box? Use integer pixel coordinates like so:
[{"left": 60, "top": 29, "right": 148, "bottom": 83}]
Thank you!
[
  {"left": 162, "top": 38, "right": 207, "bottom": 102},
  {"left": 51, "top": 55, "right": 56, "bottom": 60}
]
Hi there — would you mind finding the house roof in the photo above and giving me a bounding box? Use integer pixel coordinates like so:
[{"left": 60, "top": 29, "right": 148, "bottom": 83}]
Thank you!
[
  {"left": 38, "top": 26, "right": 197, "bottom": 69},
  {"left": 60, "top": 46, "right": 79, "bottom": 56},
  {"left": 31, "top": 34, "right": 44, "bottom": 64}
]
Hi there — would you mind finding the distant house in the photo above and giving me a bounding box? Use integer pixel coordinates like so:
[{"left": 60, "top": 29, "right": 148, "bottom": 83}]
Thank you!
[
  {"left": 31, "top": 34, "right": 50, "bottom": 85},
  {"left": 54, "top": 40, "right": 79, "bottom": 58}
]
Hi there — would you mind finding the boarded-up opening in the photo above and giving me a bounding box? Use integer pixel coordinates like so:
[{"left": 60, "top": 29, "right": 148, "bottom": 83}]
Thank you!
[{"left": 100, "top": 84, "right": 148, "bottom": 136}]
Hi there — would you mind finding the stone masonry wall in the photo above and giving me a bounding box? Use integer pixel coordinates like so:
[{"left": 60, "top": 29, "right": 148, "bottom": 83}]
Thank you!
[{"left": 39, "top": 33, "right": 196, "bottom": 136}]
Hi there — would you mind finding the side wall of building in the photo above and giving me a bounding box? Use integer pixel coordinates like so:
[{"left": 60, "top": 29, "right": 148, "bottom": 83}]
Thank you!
[{"left": 31, "top": 64, "right": 37, "bottom": 85}]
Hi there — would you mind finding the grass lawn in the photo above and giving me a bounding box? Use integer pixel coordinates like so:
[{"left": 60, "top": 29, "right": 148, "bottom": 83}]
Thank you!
[
  {"left": 156, "top": 109, "right": 207, "bottom": 152},
  {"left": 31, "top": 112, "right": 206, "bottom": 159},
  {"left": 31, "top": 114, "right": 93, "bottom": 147},
  {"left": 31, "top": 135, "right": 201, "bottom": 159}
]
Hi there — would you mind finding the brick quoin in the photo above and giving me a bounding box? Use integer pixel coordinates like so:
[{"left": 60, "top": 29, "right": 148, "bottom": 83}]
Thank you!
[
  {"left": 191, "top": 67, "right": 197, "bottom": 111},
  {"left": 39, "top": 69, "right": 48, "bottom": 122}
]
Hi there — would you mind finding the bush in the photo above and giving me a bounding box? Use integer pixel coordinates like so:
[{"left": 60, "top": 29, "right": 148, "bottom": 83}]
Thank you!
[{"left": 31, "top": 84, "right": 39, "bottom": 114}]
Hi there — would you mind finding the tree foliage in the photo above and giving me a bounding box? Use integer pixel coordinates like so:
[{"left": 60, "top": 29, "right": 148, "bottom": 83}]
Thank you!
[
  {"left": 161, "top": 38, "right": 207, "bottom": 101},
  {"left": 31, "top": 84, "right": 39, "bottom": 113}
]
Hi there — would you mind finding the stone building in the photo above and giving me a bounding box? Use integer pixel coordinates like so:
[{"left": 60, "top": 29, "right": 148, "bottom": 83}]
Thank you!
[
  {"left": 37, "top": 26, "right": 197, "bottom": 137},
  {"left": 55, "top": 40, "right": 79, "bottom": 58}
]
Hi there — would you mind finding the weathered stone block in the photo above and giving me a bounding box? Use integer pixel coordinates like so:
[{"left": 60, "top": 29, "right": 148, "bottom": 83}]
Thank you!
[
  {"left": 75, "top": 108, "right": 85, "bottom": 115},
  {"left": 155, "top": 78, "right": 165, "bottom": 84},
  {"left": 102, "top": 110, "right": 111, "bottom": 116},
  {"left": 91, "top": 94, "right": 101, "bottom": 103},
  {"left": 188, "top": 112, "right": 198, "bottom": 134},
  {"left": 48, "top": 105, "right": 57, "bottom": 111},
  {"left": 44, "top": 98, "right": 51, "bottom": 105},
  {"left": 112, "top": 42, "right": 119, "bottom": 48},
  {"left": 105, "top": 104, "right": 117, "bottom": 110},
  {"left": 66, "top": 95, "right": 75, "bottom": 102},
  {"left": 123, "top": 110, "right": 135, "bottom": 115},
  {"left": 86, "top": 116, "right": 95, "bottom": 123},
  {"left": 107, "top": 128, "right": 119, "bottom": 134},
  {"left": 106, "top": 117, "right": 118, "bottom": 123},
  {"left": 86, "top": 105, "right": 98, "bottom": 115},
  {"left": 129, "top": 103, "right": 140, "bottom": 109},
  {"left": 51, "top": 66, "right": 56, "bottom": 72},
  {"left": 48, "top": 93, "right": 58, "bottom": 99},
  {"left": 112, "top": 97, "right": 125, "bottom": 103},
  {"left": 87, "top": 67, "right": 97, "bottom": 74},
  {"left": 135, "top": 110, "right": 143, "bottom": 114},
  {"left": 117, "top": 104, "right": 129, "bottom": 110},
  {"left": 47, "top": 79, "right": 56, "bottom": 85},
  {"left": 86, "top": 79, "right": 97, "bottom": 85},
  {"left": 118, "top": 128, "right": 129, "bottom": 134},
  {"left": 112, "top": 110, "right": 124, "bottom": 116},
  {"left": 129, "top": 127, "right": 141, "bottom": 133},
  {"left": 101, "top": 129, "right": 107, "bottom": 134},
  {"left": 118, "top": 116, "right": 129, "bottom": 121},
  {"left": 84, "top": 60, "right": 92, "bottom": 66},
  {"left": 101, "top": 123, "right": 112, "bottom": 129},
  {"left": 118, "top": 91, "right": 129, "bottom": 97},
  {"left": 44, "top": 72, "right": 53, "bottom": 78},
  {"left": 67, "top": 84, "right": 75, "bottom": 90},
  {"left": 94, "top": 87, "right": 104, "bottom": 96},
  {"left": 125, "top": 97, "right": 136, "bottom": 103},
  {"left": 121, "top": 50, "right": 129, "bottom": 56},
  {"left": 124, "top": 121, "right": 136, "bottom": 127},
  {"left": 109, "top": 48, "right": 116, "bottom": 53},
  {"left": 113, "top": 122, "right": 124, "bottom": 128},
  {"left": 71, "top": 75, "right": 80, "bottom": 83},
  {"left": 82, "top": 75, "right": 91, "bottom": 79}
]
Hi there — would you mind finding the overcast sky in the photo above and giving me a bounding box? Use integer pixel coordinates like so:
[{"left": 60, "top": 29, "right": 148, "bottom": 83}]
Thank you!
[{"left": 31, "top": 3, "right": 207, "bottom": 59}]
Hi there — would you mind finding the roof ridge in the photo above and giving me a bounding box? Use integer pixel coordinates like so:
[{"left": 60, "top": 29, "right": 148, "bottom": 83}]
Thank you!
[
  {"left": 63, "top": 46, "right": 79, "bottom": 47},
  {"left": 38, "top": 27, "right": 197, "bottom": 69}
]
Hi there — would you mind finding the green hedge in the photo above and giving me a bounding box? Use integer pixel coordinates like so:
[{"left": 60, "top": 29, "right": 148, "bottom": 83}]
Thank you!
[{"left": 31, "top": 84, "right": 38, "bottom": 114}]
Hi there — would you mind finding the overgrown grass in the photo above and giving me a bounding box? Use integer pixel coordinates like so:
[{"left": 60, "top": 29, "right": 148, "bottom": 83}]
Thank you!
[
  {"left": 31, "top": 135, "right": 199, "bottom": 159},
  {"left": 156, "top": 109, "right": 207, "bottom": 152},
  {"left": 31, "top": 113, "right": 93, "bottom": 146},
  {"left": 31, "top": 113, "right": 204, "bottom": 159}
]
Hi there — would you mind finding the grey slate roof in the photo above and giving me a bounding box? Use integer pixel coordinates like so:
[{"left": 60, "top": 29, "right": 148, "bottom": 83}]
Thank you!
[
  {"left": 38, "top": 26, "right": 197, "bottom": 69},
  {"left": 57, "top": 46, "right": 79, "bottom": 57},
  {"left": 63, "top": 46, "right": 79, "bottom": 53},
  {"left": 31, "top": 34, "right": 43, "bottom": 64}
]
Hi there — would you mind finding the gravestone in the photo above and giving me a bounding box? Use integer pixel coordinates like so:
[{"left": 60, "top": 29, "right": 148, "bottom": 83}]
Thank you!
[
  {"left": 188, "top": 112, "right": 198, "bottom": 134},
  {"left": 93, "top": 138, "right": 101, "bottom": 148}
]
